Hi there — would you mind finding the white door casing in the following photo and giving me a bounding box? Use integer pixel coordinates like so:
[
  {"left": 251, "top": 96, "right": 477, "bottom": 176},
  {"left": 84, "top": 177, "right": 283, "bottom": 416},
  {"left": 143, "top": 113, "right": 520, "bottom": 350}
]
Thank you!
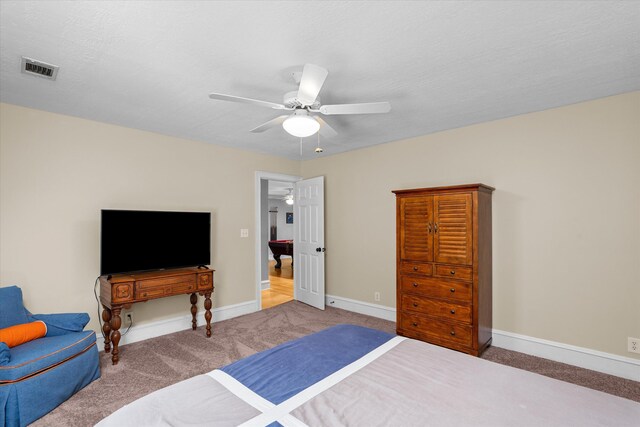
[{"left": 294, "top": 176, "right": 325, "bottom": 310}]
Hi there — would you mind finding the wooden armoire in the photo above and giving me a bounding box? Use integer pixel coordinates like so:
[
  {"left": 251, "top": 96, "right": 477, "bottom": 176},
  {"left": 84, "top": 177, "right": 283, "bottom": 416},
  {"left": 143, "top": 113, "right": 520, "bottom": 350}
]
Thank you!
[{"left": 393, "top": 184, "right": 494, "bottom": 356}]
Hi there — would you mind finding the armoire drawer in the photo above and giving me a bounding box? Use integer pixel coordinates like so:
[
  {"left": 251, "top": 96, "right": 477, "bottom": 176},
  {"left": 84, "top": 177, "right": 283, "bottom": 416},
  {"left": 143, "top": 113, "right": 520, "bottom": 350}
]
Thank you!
[
  {"left": 400, "top": 294, "right": 472, "bottom": 324},
  {"left": 400, "top": 275, "right": 471, "bottom": 302},
  {"left": 400, "top": 313, "right": 472, "bottom": 347},
  {"left": 399, "top": 261, "right": 433, "bottom": 276},
  {"left": 434, "top": 265, "right": 473, "bottom": 281}
]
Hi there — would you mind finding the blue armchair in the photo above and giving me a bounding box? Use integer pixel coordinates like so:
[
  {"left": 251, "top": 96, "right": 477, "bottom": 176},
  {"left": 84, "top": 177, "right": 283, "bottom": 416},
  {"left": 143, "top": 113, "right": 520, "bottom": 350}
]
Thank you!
[{"left": 0, "top": 286, "right": 100, "bottom": 427}]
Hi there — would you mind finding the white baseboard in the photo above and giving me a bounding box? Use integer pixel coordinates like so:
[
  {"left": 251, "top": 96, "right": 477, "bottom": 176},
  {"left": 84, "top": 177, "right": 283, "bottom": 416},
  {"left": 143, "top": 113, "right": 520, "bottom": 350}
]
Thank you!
[
  {"left": 95, "top": 300, "right": 257, "bottom": 348},
  {"left": 261, "top": 280, "right": 270, "bottom": 291},
  {"left": 325, "top": 294, "right": 640, "bottom": 381},
  {"left": 325, "top": 294, "right": 396, "bottom": 322},
  {"left": 492, "top": 329, "right": 640, "bottom": 381}
]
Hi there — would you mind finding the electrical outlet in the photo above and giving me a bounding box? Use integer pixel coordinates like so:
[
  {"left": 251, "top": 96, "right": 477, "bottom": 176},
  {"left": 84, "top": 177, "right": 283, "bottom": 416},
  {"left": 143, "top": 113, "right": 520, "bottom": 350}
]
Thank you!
[
  {"left": 374, "top": 292, "right": 381, "bottom": 302},
  {"left": 240, "top": 228, "right": 249, "bottom": 238},
  {"left": 629, "top": 337, "right": 640, "bottom": 354}
]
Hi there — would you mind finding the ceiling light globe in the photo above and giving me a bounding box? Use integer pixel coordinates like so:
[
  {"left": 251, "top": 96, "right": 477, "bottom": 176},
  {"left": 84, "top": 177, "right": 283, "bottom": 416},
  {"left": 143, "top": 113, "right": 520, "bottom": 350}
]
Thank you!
[
  {"left": 285, "top": 198, "right": 294, "bottom": 206},
  {"left": 282, "top": 111, "right": 320, "bottom": 137}
]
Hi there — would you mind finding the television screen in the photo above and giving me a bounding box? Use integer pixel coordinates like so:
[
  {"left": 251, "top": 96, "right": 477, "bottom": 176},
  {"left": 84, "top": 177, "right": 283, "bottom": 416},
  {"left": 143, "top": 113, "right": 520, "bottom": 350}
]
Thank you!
[{"left": 100, "top": 210, "right": 211, "bottom": 275}]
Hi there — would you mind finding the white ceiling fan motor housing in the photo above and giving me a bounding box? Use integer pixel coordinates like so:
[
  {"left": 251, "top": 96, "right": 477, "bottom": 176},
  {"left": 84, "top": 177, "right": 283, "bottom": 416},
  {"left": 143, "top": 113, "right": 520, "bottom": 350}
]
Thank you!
[{"left": 283, "top": 91, "right": 321, "bottom": 109}]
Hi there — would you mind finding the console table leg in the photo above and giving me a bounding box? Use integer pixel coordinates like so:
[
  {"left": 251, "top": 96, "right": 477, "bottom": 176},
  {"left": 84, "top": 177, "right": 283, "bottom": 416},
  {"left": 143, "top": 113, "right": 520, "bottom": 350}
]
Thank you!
[
  {"left": 190, "top": 293, "right": 198, "bottom": 330},
  {"left": 110, "top": 307, "right": 122, "bottom": 365},
  {"left": 204, "top": 291, "right": 212, "bottom": 338},
  {"left": 274, "top": 254, "right": 282, "bottom": 269},
  {"left": 102, "top": 307, "right": 112, "bottom": 353}
]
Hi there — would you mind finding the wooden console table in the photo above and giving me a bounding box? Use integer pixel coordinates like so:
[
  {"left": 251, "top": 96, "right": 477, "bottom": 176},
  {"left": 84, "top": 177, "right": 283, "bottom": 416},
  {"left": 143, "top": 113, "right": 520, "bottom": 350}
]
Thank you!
[{"left": 99, "top": 267, "right": 214, "bottom": 365}]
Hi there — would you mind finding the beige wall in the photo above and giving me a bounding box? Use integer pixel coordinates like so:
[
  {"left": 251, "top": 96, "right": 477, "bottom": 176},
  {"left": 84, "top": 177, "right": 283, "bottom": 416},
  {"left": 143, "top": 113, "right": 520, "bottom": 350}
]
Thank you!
[
  {"left": 301, "top": 92, "right": 640, "bottom": 359},
  {"left": 2, "top": 93, "right": 638, "bottom": 360},
  {"left": 0, "top": 103, "right": 300, "bottom": 333}
]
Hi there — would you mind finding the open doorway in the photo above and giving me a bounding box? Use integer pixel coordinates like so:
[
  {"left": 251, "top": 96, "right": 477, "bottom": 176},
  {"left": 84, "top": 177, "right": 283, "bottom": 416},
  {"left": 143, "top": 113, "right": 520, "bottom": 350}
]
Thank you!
[
  {"left": 263, "top": 181, "right": 295, "bottom": 309},
  {"left": 254, "top": 172, "right": 301, "bottom": 311}
]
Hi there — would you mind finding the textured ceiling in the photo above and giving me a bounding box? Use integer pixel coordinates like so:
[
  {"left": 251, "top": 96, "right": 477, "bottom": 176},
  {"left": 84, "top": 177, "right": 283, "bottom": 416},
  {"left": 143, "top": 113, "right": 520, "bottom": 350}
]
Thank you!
[
  {"left": 268, "top": 181, "right": 294, "bottom": 198},
  {"left": 1, "top": 1, "right": 638, "bottom": 160}
]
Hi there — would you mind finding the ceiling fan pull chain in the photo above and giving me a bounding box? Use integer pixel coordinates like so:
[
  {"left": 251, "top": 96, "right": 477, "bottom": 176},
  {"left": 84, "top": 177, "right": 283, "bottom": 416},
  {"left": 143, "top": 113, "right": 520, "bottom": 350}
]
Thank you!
[
  {"left": 300, "top": 137, "right": 303, "bottom": 157},
  {"left": 315, "top": 131, "right": 323, "bottom": 153}
]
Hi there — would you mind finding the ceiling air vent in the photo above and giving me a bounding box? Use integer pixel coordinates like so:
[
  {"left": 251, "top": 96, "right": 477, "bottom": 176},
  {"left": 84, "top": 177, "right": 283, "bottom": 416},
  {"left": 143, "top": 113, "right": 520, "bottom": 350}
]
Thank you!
[{"left": 21, "top": 56, "right": 59, "bottom": 80}]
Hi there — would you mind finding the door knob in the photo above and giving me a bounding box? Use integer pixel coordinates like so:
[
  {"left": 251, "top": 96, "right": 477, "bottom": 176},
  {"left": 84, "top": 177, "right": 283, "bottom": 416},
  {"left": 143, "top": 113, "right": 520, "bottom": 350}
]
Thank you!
[{"left": 315, "top": 247, "right": 326, "bottom": 252}]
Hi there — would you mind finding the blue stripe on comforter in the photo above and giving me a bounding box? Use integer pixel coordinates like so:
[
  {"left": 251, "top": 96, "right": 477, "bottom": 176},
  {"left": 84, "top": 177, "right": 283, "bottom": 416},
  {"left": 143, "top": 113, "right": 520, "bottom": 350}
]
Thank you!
[{"left": 221, "top": 324, "right": 394, "bottom": 404}]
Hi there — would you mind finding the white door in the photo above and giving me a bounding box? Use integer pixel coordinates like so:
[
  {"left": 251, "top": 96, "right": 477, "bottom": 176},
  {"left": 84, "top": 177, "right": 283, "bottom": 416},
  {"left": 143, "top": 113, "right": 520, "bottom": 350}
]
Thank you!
[{"left": 294, "top": 176, "right": 325, "bottom": 310}]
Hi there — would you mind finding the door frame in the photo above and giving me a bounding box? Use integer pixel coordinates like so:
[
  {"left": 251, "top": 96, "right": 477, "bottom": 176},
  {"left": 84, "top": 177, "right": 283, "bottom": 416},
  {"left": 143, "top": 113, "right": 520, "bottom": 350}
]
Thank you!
[{"left": 254, "top": 171, "right": 302, "bottom": 311}]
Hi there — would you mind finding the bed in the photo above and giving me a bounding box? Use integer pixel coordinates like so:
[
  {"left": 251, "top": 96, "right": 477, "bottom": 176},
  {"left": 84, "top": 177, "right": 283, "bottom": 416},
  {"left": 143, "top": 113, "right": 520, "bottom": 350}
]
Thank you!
[{"left": 97, "top": 324, "right": 639, "bottom": 426}]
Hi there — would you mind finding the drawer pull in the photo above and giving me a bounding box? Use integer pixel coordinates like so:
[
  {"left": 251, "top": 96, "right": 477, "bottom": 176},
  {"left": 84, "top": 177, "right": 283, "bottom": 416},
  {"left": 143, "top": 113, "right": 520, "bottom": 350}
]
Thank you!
[
  {"left": 450, "top": 330, "right": 456, "bottom": 336},
  {"left": 450, "top": 288, "right": 455, "bottom": 293},
  {"left": 413, "top": 302, "right": 418, "bottom": 307},
  {"left": 413, "top": 266, "right": 418, "bottom": 271},
  {"left": 142, "top": 292, "right": 148, "bottom": 297},
  {"left": 412, "top": 322, "right": 418, "bottom": 327},
  {"left": 450, "top": 270, "right": 456, "bottom": 275},
  {"left": 413, "top": 282, "right": 418, "bottom": 288},
  {"left": 450, "top": 309, "right": 456, "bottom": 314}
]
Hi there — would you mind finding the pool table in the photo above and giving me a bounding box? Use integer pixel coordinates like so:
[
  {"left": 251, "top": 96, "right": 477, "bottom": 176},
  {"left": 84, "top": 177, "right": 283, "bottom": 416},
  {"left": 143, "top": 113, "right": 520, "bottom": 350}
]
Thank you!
[{"left": 268, "top": 240, "right": 293, "bottom": 269}]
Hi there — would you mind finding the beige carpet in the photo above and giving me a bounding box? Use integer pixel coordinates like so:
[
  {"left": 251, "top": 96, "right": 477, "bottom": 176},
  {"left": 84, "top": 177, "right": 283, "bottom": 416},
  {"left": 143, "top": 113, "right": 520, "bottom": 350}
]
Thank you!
[{"left": 34, "top": 301, "right": 639, "bottom": 426}]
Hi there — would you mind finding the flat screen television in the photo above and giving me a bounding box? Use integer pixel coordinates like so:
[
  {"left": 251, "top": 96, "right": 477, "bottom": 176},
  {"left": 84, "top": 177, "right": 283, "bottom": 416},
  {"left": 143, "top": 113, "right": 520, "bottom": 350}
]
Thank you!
[{"left": 100, "top": 209, "right": 211, "bottom": 275}]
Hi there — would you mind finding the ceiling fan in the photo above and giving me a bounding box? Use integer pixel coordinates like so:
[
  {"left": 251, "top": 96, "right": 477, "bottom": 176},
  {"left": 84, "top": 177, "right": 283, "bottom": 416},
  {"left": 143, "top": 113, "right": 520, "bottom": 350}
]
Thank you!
[
  {"left": 209, "top": 64, "right": 391, "bottom": 138},
  {"left": 283, "top": 188, "right": 294, "bottom": 205}
]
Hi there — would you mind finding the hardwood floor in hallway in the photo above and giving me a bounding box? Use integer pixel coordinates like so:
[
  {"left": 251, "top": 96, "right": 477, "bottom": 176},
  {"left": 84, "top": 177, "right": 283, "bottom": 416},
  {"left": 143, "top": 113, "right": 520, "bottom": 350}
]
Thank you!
[{"left": 262, "top": 258, "right": 293, "bottom": 309}]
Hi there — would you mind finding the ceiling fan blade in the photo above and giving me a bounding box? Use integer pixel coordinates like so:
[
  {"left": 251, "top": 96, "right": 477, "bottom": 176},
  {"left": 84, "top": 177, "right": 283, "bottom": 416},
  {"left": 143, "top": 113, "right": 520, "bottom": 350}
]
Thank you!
[
  {"left": 315, "top": 116, "right": 338, "bottom": 138},
  {"left": 250, "top": 115, "right": 289, "bottom": 133},
  {"left": 318, "top": 102, "right": 391, "bottom": 115},
  {"left": 209, "top": 93, "right": 288, "bottom": 110},
  {"left": 296, "top": 64, "right": 328, "bottom": 106}
]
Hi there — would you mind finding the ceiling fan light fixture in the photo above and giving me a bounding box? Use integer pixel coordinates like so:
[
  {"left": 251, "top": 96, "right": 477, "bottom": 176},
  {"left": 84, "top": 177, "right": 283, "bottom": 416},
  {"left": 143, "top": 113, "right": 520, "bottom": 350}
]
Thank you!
[
  {"left": 282, "top": 110, "right": 320, "bottom": 137},
  {"left": 285, "top": 189, "right": 294, "bottom": 205}
]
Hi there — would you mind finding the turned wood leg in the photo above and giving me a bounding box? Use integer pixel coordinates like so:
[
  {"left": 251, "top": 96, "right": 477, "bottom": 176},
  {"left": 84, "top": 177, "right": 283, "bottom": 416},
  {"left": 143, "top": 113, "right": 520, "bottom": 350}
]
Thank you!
[
  {"left": 110, "top": 307, "right": 122, "bottom": 365},
  {"left": 190, "top": 293, "right": 198, "bottom": 330},
  {"left": 102, "top": 307, "right": 112, "bottom": 353},
  {"left": 204, "top": 291, "right": 212, "bottom": 338}
]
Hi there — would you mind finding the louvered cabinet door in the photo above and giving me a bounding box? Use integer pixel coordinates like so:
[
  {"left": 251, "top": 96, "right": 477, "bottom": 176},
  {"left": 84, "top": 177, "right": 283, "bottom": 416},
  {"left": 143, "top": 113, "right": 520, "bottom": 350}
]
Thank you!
[
  {"left": 433, "top": 193, "right": 473, "bottom": 265},
  {"left": 399, "top": 196, "right": 433, "bottom": 262}
]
